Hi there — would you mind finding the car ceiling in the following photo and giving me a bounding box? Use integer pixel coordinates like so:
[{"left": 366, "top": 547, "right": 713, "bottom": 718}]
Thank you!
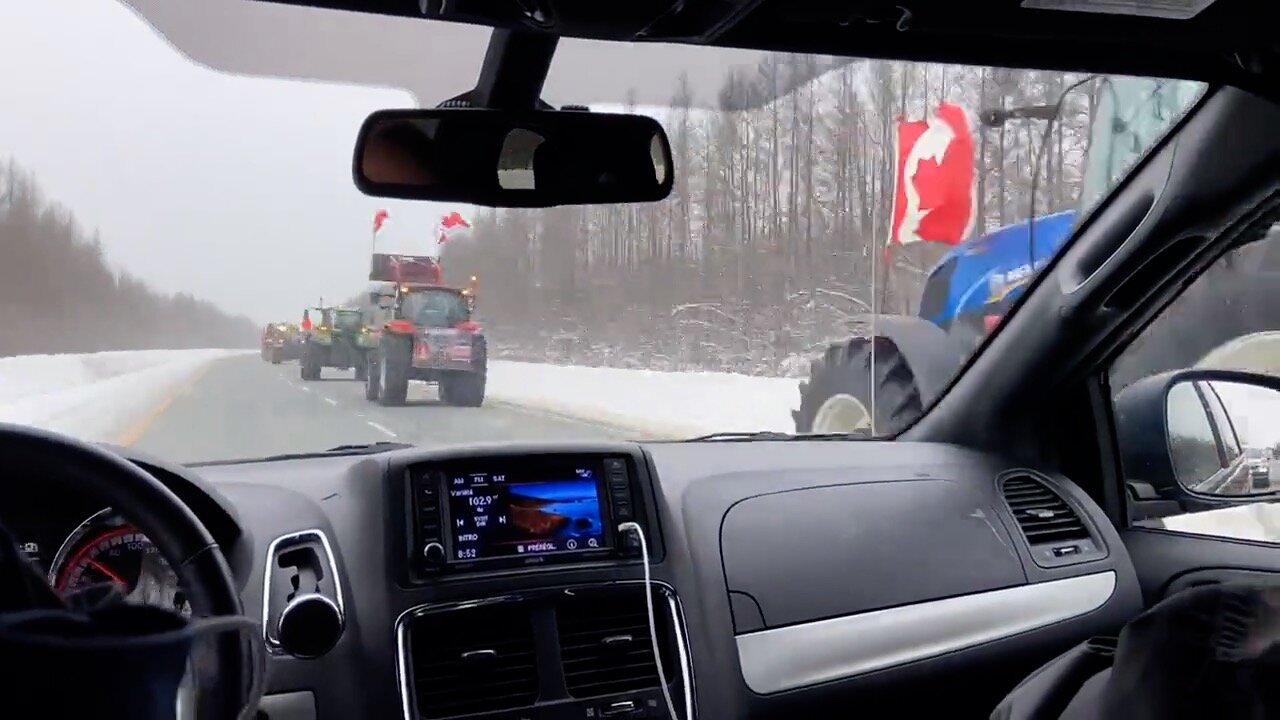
[
  {"left": 125, "top": 0, "right": 1276, "bottom": 107},
  {"left": 121, "top": 0, "right": 791, "bottom": 109}
]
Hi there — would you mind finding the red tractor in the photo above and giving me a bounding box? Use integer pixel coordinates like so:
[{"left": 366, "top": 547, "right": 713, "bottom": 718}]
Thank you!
[{"left": 363, "top": 253, "right": 487, "bottom": 407}]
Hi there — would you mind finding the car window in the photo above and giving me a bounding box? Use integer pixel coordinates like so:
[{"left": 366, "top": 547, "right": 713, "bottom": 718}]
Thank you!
[{"left": 1111, "top": 223, "right": 1280, "bottom": 543}]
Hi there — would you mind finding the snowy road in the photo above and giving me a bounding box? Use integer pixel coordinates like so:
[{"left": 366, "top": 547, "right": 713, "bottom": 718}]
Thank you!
[{"left": 126, "top": 354, "right": 630, "bottom": 463}]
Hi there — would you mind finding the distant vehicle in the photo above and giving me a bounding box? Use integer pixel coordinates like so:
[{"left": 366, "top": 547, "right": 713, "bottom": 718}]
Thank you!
[
  {"left": 1249, "top": 456, "right": 1271, "bottom": 491},
  {"left": 299, "top": 306, "right": 377, "bottom": 381},
  {"left": 260, "top": 322, "right": 296, "bottom": 364},
  {"left": 362, "top": 252, "right": 487, "bottom": 407}
]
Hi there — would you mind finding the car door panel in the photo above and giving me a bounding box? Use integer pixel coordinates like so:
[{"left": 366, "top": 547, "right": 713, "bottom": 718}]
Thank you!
[{"left": 1122, "top": 527, "right": 1280, "bottom": 602}]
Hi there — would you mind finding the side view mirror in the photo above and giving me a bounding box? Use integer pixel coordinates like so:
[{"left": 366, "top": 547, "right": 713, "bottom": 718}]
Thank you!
[
  {"left": 1115, "top": 368, "right": 1280, "bottom": 518},
  {"left": 352, "top": 108, "right": 672, "bottom": 208}
]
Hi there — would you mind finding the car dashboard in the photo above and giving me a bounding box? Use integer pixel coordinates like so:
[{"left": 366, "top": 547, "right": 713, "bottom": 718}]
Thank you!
[{"left": 1, "top": 440, "right": 1145, "bottom": 720}]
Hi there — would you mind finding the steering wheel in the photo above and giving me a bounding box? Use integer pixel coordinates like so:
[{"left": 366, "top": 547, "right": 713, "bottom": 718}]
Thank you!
[{"left": 0, "top": 422, "right": 249, "bottom": 716}]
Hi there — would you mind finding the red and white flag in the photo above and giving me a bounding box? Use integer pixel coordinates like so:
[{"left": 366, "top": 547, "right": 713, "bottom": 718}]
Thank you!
[
  {"left": 436, "top": 211, "right": 473, "bottom": 245},
  {"left": 888, "top": 102, "right": 977, "bottom": 251},
  {"left": 373, "top": 209, "right": 390, "bottom": 234}
]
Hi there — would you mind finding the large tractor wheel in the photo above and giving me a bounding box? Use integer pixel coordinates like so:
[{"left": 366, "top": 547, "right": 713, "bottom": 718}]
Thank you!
[
  {"left": 300, "top": 344, "right": 322, "bottom": 381},
  {"left": 793, "top": 336, "right": 924, "bottom": 436},
  {"left": 364, "top": 355, "right": 381, "bottom": 401},
  {"left": 354, "top": 353, "right": 369, "bottom": 382},
  {"left": 377, "top": 336, "right": 411, "bottom": 407}
]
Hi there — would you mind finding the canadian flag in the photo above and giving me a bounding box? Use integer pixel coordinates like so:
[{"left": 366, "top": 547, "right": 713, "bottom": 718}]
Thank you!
[
  {"left": 373, "top": 209, "right": 390, "bottom": 234},
  {"left": 436, "top": 211, "right": 473, "bottom": 245},
  {"left": 888, "top": 102, "right": 977, "bottom": 249}
]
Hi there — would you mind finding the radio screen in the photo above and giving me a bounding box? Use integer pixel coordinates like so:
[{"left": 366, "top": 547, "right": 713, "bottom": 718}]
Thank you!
[{"left": 446, "top": 466, "right": 610, "bottom": 561}]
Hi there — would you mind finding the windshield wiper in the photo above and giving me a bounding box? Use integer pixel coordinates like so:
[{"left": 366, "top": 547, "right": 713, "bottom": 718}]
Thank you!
[
  {"left": 192, "top": 441, "right": 414, "bottom": 467},
  {"left": 324, "top": 441, "right": 413, "bottom": 453},
  {"left": 681, "top": 431, "right": 869, "bottom": 442}
]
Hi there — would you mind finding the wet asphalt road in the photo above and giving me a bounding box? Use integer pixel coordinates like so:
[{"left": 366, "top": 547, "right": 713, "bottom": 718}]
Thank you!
[{"left": 128, "top": 354, "right": 626, "bottom": 463}]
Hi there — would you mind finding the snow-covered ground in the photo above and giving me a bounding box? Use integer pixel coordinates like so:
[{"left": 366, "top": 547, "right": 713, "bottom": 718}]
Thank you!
[
  {"left": 0, "top": 350, "right": 797, "bottom": 443},
  {"left": 0, "top": 349, "right": 250, "bottom": 442},
  {"left": 487, "top": 360, "right": 798, "bottom": 439}
]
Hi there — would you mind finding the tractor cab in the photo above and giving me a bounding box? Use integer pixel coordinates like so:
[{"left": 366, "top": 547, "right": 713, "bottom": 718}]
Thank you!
[
  {"left": 363, "top": 253, "right": 487, "bottom": 407},
  {"left": 398, "top": 286, "right": 473, "bottom": 329},
  {"left": 366, "top": 253, "right": 479, "bottom": 330}
]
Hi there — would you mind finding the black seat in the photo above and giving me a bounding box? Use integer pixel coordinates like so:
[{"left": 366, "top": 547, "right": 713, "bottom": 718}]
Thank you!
[{"left": 992, "top": 580, "right": 1280, "bottom": 720}]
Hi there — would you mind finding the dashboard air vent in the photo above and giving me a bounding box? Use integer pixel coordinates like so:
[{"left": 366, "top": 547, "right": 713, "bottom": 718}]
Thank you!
[
  {"left": 262, "top": 530, "right": 344, "bottom": 658},
  {"left": 409, "top": 602, "right": 538, "bottom": 719},
  {"left": 557, "top": 587, "right": 677, "bottom": 699},
  {"left": 1001, "top": 475, "right": 1089, "bottom": 546}
]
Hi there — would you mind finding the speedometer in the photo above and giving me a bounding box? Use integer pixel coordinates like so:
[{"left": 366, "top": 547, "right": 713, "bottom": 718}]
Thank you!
[{"left": 48, "top": 509, "right": 190, "bottom": 615}]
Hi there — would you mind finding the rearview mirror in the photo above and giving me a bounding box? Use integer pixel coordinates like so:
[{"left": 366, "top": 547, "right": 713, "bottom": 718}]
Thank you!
[{"left": 353, "top": 108, "right": 673, "bottom": 208}]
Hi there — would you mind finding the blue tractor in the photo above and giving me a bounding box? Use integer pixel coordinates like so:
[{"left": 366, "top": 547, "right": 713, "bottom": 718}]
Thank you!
[
  {"left": 792, "top": 211, "right": 1080, "bottom": 435},
  {"left": 917, "top": 210, "right": 1078, "bottom": 342},
  {"left": 792, "top": 76, "right": 1243, "bottom": 435}
]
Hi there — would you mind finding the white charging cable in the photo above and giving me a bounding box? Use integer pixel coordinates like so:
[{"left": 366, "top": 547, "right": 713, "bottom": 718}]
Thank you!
[{"left": 617, "top": 521, "right": 681, "bottom": 720}]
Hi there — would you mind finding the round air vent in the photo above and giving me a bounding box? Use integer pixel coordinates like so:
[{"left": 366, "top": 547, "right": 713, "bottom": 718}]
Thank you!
[{"left": 277, "top": 593, "right": 343, "bottom": 658}]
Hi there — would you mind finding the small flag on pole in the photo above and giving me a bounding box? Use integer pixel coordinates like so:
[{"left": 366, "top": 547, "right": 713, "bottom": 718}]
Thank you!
[{"left": 436, "top": 211, "right": 472, "bottom": 245}]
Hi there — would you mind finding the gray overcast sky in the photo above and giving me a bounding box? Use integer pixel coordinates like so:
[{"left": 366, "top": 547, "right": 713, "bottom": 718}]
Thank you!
[{"left": 0, "top": 1, "right": 782, "bottom": 325}]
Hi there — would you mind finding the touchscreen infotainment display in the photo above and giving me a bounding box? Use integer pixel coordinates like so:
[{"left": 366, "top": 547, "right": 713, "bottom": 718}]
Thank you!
[{"left": 446, "top": 465, "right": 610, "bottom": 561}]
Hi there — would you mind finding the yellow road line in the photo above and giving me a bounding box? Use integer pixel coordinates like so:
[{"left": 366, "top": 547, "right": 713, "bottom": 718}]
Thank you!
[{"left": 116, "top": 361, "right": 218, "bottom": 447}]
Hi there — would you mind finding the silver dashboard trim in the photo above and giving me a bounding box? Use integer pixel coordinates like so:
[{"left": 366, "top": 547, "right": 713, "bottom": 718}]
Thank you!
[
  {"left": 260, "top": 528, "right": 346, "bottom": 655},
  {"left": 736, "top": 570, "right": 1117, "bottom": 695},
  {"left": 394, "top": 580, "right": 696, "bottom": 720}
]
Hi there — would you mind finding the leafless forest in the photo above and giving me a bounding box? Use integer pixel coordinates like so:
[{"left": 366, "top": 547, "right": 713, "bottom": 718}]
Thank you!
[
  {"left": 442, "top": 58, "right": 1099, "bottom": 376},
  {"left": 0, "top": 160, "right": 257, "bottom": 356}
]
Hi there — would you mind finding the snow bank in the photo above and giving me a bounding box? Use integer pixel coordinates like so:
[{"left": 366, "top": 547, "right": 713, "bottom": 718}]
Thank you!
[
  {"left": 0, "top": 349, "right": 248, "bottom": 442},
  {"left": 487, "top": 360, "right": 799, "bottom": 439},
  {"left": 1196, "top": 331, "right": 1280, "bottom": 375},
  {"left": 1156, "top": 503, "right": 1280, "bottom": 544}
]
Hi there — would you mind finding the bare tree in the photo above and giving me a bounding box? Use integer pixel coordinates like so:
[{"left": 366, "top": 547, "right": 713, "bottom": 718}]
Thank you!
[
  {"left": 0, "top": 158, "right": 258, "bottom": 355},
  {"left": 448, "top": 60, "right": 1092, "bottom": 377}
]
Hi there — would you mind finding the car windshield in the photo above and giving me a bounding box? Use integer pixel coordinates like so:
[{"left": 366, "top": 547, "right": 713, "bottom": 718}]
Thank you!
[{"left": 0, "top": 2, "right": 1204, "bottom": 461}]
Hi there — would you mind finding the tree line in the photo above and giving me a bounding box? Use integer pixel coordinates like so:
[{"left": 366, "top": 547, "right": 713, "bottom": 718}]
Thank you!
[
  {"left": 0, "top": 159, "right": 257, "bottom": 356},
  {"left": 440, "top": 58, "right": 1098, "bottom": 376}
]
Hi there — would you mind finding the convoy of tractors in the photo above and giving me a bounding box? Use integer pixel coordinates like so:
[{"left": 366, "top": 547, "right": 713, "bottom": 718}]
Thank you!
[
  {"left": 263, "top": 79, "right": 1238, "bottom": 447},
  {"left": 260, "top": 250, "right": 487, "bottom": 407}
]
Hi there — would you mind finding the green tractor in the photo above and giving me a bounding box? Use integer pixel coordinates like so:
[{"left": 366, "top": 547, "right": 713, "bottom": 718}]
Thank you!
[{"left": 299, "top": 306, "right": 378, "bottom": 381}]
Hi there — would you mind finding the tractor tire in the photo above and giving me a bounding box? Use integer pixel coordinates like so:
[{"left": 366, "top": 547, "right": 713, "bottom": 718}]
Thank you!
[
  {"left": 354, "top": 356, "right": 368, "bottom": 382},
  {"left": 441, "top": 370, "right": 486, "bottom": 407},
  {"left": 300, "top": 344, "right": 323, "bottom": 381},
  {"left": 793, "top": 336, "right": 924, "bottom": 436},
  {"left": 378, "top": 336, "right": 410, "bottom": 407},
  {"left": 364, "top": 356, "right": 380, "bottom": 401}
]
